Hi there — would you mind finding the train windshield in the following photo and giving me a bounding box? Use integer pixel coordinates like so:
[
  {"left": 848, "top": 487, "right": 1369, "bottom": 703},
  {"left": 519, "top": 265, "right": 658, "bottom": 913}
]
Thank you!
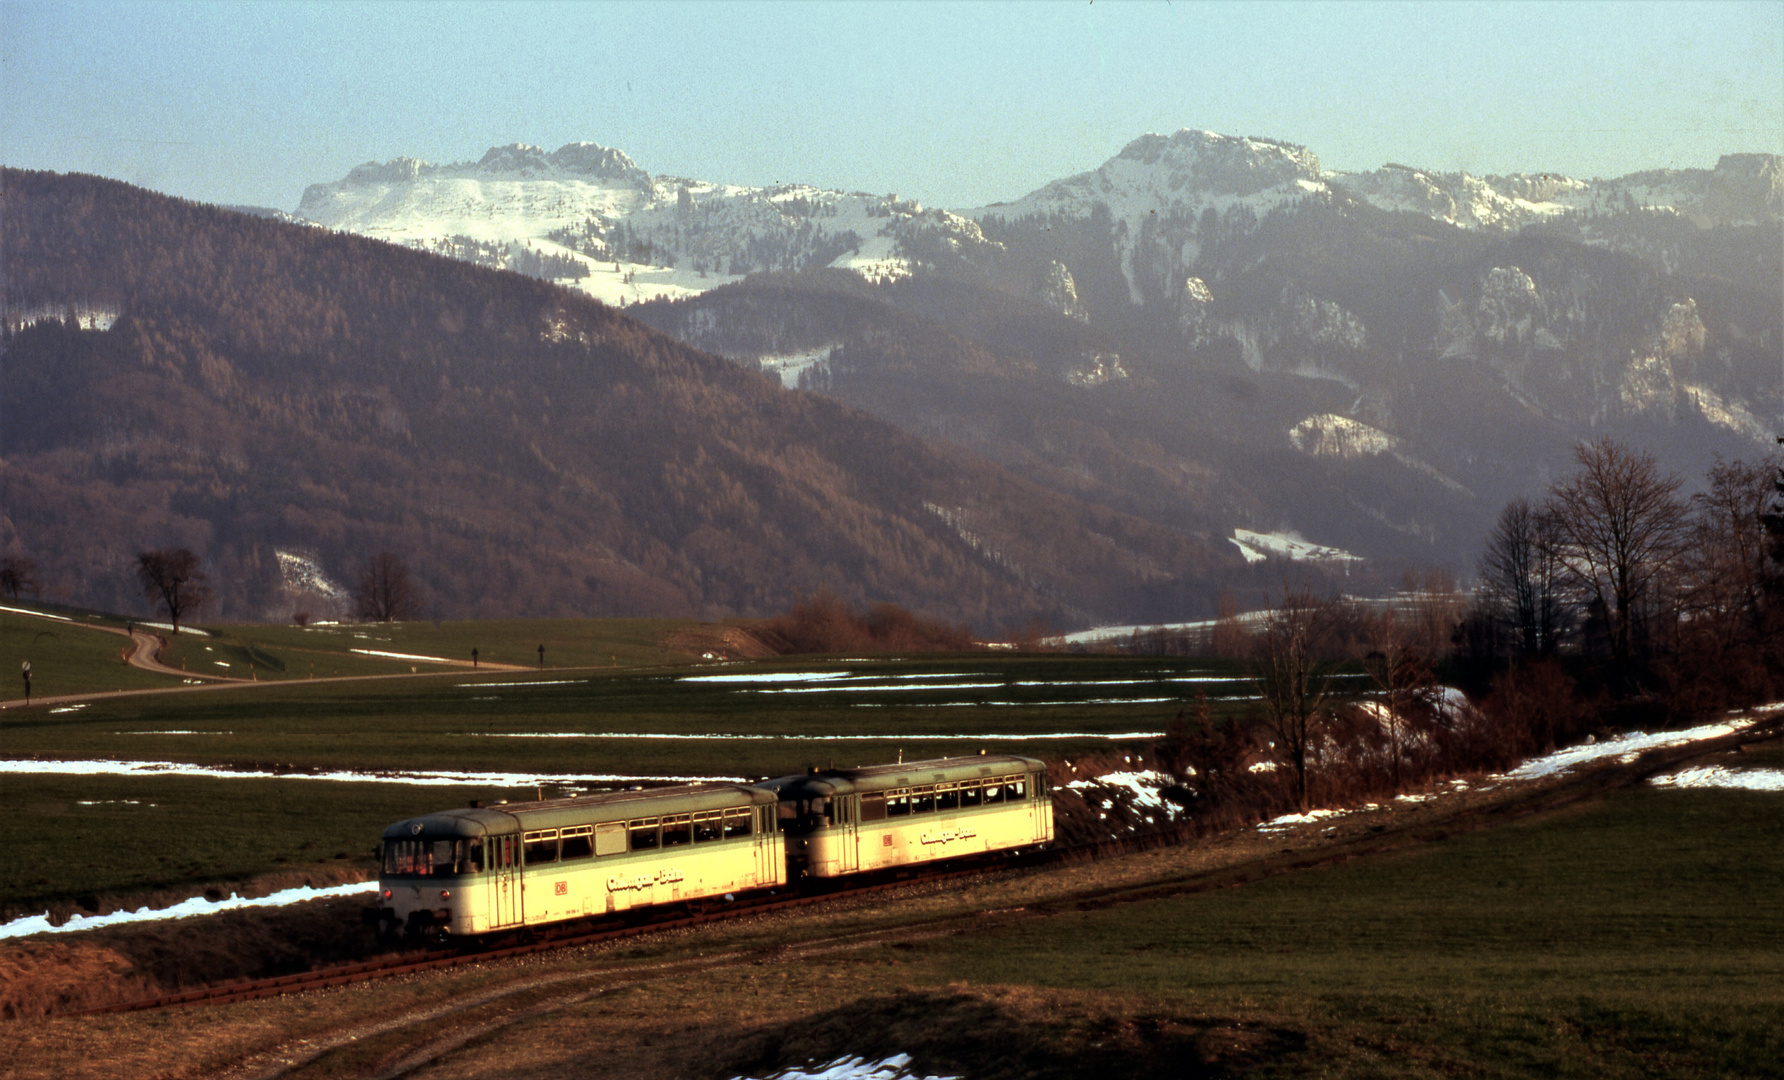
[{"left": 383, "top": 837, "right": 483, "bottom": 877}]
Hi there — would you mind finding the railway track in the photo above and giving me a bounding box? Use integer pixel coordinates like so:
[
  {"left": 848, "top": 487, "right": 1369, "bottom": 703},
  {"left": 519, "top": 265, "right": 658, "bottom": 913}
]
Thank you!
[
  {"left": 74, "top": 713, "right": 1780, "bottom": 1017},
  {"left": 76, "top": 853, "right": 1046, "bottom": 1015}
]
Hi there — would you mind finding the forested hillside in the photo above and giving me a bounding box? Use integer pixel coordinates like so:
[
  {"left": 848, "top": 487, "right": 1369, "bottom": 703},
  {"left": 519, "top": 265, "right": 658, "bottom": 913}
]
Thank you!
[{"left": 0, "top": 170, "right": 1242, "bottom": 627}]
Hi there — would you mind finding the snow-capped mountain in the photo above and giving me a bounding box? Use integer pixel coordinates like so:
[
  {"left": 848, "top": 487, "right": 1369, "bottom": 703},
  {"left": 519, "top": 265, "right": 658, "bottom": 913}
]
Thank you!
[
  {"left": 296, "top": 142, "right": 997, "bottom": 308},
  {"left": 289, "top": 131, "right": 1782, "bottom": 583}
]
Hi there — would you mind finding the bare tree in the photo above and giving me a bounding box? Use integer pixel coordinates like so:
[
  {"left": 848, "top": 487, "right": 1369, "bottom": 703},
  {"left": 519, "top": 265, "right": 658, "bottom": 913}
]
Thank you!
[
  {"left": 354, "top": 551, "right": 419, "bottom": 622},
  {"left": 1210, "top": 589, "right": 1249, "bottom": 658},
  {"left": 1361, "top": 607, "right": 1440, "bottom": 792},
  {"left": 135, "top": 548, "right": 211, "bottom": 634},
  {"left": 1683, "top": 457, "right": 1776, "bottom": 648},
  {"left": 1545, "top": 438, "right": 1690, "bottom": 681},
  {"left": 1477, "top": 499, "right": 1568, "bottom": 657},
  {"left": 1251, "top": 581, "right": 1339, "bottom": 810},
  {"left": 0, "top": 555, "right": 39, "bottom": 600}
]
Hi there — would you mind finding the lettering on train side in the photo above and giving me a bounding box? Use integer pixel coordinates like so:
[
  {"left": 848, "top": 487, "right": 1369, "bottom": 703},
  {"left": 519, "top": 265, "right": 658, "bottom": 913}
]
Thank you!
[{"left": 607, "top": 867, "right": 686, "bottom": 892}]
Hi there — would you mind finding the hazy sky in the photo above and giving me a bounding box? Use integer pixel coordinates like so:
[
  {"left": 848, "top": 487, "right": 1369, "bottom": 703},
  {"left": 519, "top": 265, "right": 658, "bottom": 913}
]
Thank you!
[{"left": 4, "top": 1, "right": 1780, "bottom": 212}]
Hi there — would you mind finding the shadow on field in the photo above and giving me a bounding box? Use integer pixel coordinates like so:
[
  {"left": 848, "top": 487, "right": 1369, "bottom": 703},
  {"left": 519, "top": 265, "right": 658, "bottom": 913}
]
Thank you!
[{"left": 710, "top": 988, "right": 1305, "bottom": 1079}]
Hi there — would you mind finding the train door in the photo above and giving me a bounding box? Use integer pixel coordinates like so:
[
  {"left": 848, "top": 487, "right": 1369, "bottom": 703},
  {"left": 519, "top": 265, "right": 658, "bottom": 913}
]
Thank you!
[
  {"left": 489, "top": 834, "right": 520, "bottom": 928},
  {"left": 1028, "top": 772, "right": 1051, "bottom": 841},
  {"left": 835, "top": 794, "right": 859, "bottom": 874},
  {"left": 752, "top": 805, "right": 777, "bottom": 886}
]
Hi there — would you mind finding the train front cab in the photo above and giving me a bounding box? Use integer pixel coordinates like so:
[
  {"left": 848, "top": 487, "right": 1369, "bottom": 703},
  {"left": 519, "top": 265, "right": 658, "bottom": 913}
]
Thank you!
[
  {"left": 374, "top": 784, "right": 783, "bottom": 938},
  {"left": 762, "top": 754, "right": 1053, "bottom": 878}
]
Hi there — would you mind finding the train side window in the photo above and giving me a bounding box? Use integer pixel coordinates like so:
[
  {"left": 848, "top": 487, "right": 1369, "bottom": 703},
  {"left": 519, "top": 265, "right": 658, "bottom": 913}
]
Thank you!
[
  {"left": 560, "top": 826, "right": 594, "bottom": 860},
  {"left": 458, "top": 838, "right": 485, "bottom": 873},
  {"left": 886, "top": 790, "right": 910, "bottom": 817},
  {"left": 662, "top": 814, "right": 693, "bottom": 847},
  {"left": 723, "top": 808, "right": 753, "bottom": 839},
  {"left": 936, "top": 784, "right": 959, "bottom": 811},
  {"left": 693, "top": 810, "right": 723, "bottom": 843},
  {"left": 910, "top": 787, "right": 934, "bottom": 814},
  {"left": 983, "top": 781, "right": 1004, "bottom": 805},
  {"left": 1005, "top": 777, "right": 1026, "bottom": 801},
  {"left": 524, "top": 830, "right": 559, "bottom": 865},
  {"left": 594, "top": 822, "right": 627, "bottom": 856},
  {"left": 959, "top": 781, "right": 981, "bottom": 808},
  {"left": 629, "top": 818, "right": 660, "bottom": 851},
  {"left": 859, "top": 793, "right": 887, "bottom": 821}
]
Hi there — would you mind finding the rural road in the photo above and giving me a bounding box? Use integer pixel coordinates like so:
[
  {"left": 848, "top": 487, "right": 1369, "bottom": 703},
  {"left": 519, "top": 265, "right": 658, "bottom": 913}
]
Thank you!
[{"left": 0, "top": 612, "right": 535, "bottom": 711}]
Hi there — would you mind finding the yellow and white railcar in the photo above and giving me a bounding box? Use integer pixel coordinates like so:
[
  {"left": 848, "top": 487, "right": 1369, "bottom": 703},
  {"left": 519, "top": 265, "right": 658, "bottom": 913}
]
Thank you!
[
  {"left": 374, "top": 784, "right": 782, "bottom": 938},
  {"left": 760, "top": 754, "right": 1052, "bottom": 878}
]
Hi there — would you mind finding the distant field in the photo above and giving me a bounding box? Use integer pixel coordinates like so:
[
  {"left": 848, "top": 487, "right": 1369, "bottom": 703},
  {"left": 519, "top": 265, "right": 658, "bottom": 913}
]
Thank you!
[
  {"left": 0, "top": 625, "right": 1259, "bottom": 911},
  {"left": 158, "top": 617, "right": 701, "bottom": 679}
]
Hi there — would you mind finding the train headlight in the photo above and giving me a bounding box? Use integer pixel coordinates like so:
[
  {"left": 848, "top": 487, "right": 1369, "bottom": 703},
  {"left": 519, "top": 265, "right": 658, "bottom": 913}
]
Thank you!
[{"left": 439, "top": 889, "right": 452, "bottom": 899}]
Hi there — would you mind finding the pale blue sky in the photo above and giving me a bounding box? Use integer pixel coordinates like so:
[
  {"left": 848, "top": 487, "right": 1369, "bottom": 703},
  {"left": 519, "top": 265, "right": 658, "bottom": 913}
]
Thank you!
[{"left": 3, "top": 1, "right": 1779, "bottom": 211}]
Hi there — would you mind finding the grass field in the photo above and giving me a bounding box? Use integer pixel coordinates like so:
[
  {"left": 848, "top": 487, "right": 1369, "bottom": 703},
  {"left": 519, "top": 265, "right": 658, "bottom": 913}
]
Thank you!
[
  {"left": 882, "top": 784, "right": 1784, "bottom": 1077},
  {"left": 0, "top": 610, "right": 182, "bottom": 697},
  {"left": 0, "top": 606, "right": 1264, "bottom": 913}
]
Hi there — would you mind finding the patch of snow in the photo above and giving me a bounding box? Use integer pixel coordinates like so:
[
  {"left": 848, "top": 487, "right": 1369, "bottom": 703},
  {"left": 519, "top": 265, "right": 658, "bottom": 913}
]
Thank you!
[
  {"left": 1258, "top": 808, "right": 1344, "bottom": 831},
  {"left": 758, "top": 346, "right": 836, "bottom": 389},
  {"left": 0, "top": 605, "right": 74, "bottom": 623},
  {"left": 1648, "top": 765, "right": 1784, "bottom": 792},
  {"left": 1230, "top": 529, "right": 1362, "bottom": 565},
  {"left": 274, "top": 550, "right": 349, "bottom": 602},
  {"left": 1065, "top": 769, "right": 1173, "bottom": 811},
  {"left": 0, "top": 881, "right": 379, "bottom": 941},
  {"left": 732, "top": 1053, "right": 960, "bottom": 1080},
  {"left": 474, "top": 730, "right": 1166, "bottom": 742},
  {"left": 454, "top": 679, "right": 585, "bottom": 689},
  {"left": 1289, "top": 414, "right": 1398, "bottom": 458},
  {"left": 1501, "top": 718, "right": 1756, "bottom": 780},
  {"left": 751, "top": 682, "right": 1006, "bottom": 695},
  {"left": 351, "top": 648, "right": 461, "bottom": 665},
  {"left": 0, "top": 759, "right": 743, "bottom": 786},
  {"left": 681, "top": 671, "right": 853, "bottom": 684}
]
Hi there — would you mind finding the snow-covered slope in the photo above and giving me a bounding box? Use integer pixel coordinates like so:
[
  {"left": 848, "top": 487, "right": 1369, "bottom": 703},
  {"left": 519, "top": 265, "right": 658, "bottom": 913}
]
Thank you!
[{"left": 295, "top": 142, "right": 999, "bottom": 307}]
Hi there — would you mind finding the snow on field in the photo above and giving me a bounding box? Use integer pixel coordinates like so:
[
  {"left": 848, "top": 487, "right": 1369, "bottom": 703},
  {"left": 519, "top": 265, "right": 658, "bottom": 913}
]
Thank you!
[
  {"left": 732, "top": 1054, "right": 959, "bottom": 1080},
  {"left": 351, "top": 647, "right": 463, "bottom": 664},
  {"left": 752, "top": 682, "right": 1007, "bottom": 695},
  {"left": 0, "top": 759, "right": 742, "bottom": 786},
  {"left": 455, "top": 678, "right": 585, "bottom": 689},
  {"left": 1258, "top": 808, "right": 1345, "bottom": 831},
  {"left": 1649, "top": 766, "right": 1784, "bottom": 792},
  {"left": 1501, "top": 717, "right": 1756, "bottom": 780},
  {"left": 681, "top": 671, "right": 856, "bottom": 683},
  {"left": 0, "top": 604, "right": 74, "bottom": 622},
  {"left": 479, "top": 730, "right": 1163, "bottom": 741},
  {"left": 0, "top": 881, "right": 378, "bottom": 941}
]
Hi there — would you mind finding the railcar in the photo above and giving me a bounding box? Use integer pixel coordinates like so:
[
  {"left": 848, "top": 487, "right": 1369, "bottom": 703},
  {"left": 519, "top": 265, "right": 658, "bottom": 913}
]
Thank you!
[
  {"left": 372, "top": 783, "right": 782, "bottom": 938},
  {"left": 758, "top": 753, "right": 1053, "bottom": 878}
]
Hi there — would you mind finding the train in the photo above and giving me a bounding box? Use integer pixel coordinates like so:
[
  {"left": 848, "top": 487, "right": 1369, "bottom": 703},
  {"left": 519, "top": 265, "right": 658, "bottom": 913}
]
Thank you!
[{"left": 370, "top": 753, "right": 1053, "bottom": 939}]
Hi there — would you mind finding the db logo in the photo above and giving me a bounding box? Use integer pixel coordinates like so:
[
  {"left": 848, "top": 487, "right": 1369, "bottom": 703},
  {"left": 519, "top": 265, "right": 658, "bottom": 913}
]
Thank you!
[{"left": 554, "top": 881, "right": 568, "bottom": 896}]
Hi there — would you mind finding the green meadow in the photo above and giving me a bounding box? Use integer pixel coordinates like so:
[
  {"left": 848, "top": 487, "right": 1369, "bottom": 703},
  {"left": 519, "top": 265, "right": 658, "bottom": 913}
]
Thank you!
[
  {"left": 0, "top": 602, "right": 1254, "bottom": 911},
  {"left": 895, "top": 784, "right": 1784, "bottom": 1078}
]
